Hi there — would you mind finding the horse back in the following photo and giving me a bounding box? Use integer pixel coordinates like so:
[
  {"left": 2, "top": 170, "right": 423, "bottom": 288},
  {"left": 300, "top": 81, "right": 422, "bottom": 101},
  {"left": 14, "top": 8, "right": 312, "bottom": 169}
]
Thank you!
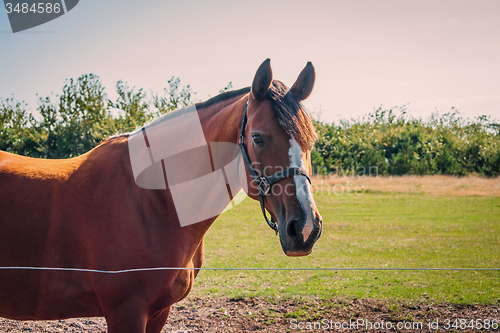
[{"left": 0, "top": 149, "right": 90, "bottom": 265}]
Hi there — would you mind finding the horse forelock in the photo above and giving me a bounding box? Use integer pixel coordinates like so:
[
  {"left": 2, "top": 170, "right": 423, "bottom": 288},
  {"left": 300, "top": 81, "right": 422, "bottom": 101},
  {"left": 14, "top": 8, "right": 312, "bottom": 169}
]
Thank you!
[{"left": 267, "top": 80, "right": 317, "bottom": 151}]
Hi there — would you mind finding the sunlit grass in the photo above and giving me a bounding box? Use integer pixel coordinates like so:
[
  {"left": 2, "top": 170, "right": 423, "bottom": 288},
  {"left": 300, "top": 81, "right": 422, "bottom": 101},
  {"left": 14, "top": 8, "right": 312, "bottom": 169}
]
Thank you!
[{"left": 192, "top": 188, "right": 500, "bottom": 304}]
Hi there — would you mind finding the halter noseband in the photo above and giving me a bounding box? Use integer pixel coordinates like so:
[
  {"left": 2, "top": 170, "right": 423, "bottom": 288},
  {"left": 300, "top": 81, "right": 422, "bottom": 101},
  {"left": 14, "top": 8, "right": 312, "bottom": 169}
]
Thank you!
[{"left": 238, "top": 100, "right": 311, "bottom": 234}]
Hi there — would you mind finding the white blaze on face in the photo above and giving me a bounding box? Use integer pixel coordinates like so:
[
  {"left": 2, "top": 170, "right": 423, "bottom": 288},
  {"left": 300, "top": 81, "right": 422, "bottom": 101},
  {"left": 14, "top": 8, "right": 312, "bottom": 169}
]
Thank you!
[{"left": 288, "top": 137, "right": 315, "bottom": 240}]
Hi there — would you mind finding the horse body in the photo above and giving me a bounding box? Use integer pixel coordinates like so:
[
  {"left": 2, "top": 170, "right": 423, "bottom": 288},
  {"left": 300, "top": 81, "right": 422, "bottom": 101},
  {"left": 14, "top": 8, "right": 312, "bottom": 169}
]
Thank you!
[
  {"left": 0, "top": 93, "right": 247, "bottom": 329},
  {"left": 0, "top": 139, "right": 202, "bottom": 319},
  {"left": 0, "top": 60, "right": 322, "bottom": 332}
]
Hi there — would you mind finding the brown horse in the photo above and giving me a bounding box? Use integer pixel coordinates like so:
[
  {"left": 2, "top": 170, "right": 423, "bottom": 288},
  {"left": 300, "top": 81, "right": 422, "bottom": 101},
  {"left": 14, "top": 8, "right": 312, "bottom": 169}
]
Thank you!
[{"left": 0, "top": 59, "right": 322, "bottom": 332}]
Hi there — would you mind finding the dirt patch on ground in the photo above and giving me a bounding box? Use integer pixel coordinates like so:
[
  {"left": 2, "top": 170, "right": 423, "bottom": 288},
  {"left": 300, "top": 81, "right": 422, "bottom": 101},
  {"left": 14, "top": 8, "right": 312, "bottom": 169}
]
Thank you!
[
  {"left": 1, "top": 297, "right": 498, "bottom": 332},
  {"left": 313, "top": 175, "right": 500, "bottom": 197}
]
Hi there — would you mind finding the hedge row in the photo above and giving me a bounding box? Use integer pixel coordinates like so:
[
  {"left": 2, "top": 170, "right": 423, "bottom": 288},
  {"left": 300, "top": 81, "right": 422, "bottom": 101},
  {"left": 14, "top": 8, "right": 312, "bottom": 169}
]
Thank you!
[
  {"left": 1, "top": 74, "right": 498, "bottom": 176},
  {"left": 312, "top": 107, "right": 500, "bottom": 177}
]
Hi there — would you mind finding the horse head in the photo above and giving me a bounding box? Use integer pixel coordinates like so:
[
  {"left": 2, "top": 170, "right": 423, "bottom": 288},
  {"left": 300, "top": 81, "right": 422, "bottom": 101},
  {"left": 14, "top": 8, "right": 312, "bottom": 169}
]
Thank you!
[{"left": 242, "top": 59, "right": 323, "bottom": 256}]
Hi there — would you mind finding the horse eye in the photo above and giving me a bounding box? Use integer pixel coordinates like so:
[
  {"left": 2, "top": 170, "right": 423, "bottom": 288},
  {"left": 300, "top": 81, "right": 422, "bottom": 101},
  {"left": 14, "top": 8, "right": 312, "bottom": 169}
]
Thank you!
[{"left": 252, "top": 134, "right": 264, "bottom": 145}]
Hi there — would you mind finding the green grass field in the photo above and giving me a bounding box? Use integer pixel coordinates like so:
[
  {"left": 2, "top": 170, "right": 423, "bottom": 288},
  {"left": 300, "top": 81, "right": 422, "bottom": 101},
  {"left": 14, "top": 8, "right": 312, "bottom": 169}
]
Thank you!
[{"left": 192, "top": 191, "right": 500, "bottom": 304}]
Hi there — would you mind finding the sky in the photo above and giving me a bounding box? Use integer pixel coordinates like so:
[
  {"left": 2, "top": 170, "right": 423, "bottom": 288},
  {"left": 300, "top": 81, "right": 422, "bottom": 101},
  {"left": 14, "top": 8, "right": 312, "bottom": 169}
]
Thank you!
[{"left": 0, "top": 0, "right": 499, "bottom": 123}]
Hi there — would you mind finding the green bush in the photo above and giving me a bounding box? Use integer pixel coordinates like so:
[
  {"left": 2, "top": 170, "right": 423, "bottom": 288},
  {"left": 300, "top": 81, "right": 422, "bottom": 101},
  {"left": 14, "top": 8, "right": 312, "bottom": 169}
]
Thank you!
[
  {"left": 1, "top": 76, "right": 498, "bottom": 177},
  {"left": 312, "top": 107, "right": 500, "bottom": 177},
  {"left": 0, "top": 74, "right": 194, "bottom": 158}
]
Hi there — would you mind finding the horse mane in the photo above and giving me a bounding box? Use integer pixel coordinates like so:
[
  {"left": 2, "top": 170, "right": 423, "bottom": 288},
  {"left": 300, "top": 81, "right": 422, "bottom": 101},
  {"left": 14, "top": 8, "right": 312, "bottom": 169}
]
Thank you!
[
  {"left": 107, "top": 82, "right": 317, "bottom": 151},
  {"left": 267, "top": 80, "right": 317, "bottom": 151},
  {"left": 195, "top": 87, "right": 251, "bottom": 110}
]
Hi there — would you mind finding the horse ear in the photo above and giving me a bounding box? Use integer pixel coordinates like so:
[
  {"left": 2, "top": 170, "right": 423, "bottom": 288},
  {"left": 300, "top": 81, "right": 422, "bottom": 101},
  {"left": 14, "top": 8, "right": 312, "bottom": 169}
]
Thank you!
[
  {"left": 251, "top": 59, "right": 273, "bottom": 101},
  {"left": 291, "top": 62, "right": 315, "bottom": 101}
]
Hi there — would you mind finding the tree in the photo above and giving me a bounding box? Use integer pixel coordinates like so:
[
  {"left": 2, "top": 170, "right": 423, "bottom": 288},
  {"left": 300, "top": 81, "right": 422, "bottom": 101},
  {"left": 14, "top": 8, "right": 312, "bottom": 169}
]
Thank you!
[
  {"left": 0, "top": 96, "right": 41, "bottom": 156},
  {"left": 111, "top": 80, "right": 149, "bottom": 133},
  {"left": 151, "top": 76, "right": 195, "bottom": 117},
  {"left": 48, "top": 73, "right": 116, "bottom": 158}
]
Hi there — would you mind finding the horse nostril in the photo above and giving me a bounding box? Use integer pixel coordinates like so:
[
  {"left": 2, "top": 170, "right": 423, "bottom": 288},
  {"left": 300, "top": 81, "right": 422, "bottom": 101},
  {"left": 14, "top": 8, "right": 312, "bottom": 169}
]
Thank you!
[{"left": 286, "top": 218, "right": 301, "bottom": 241}]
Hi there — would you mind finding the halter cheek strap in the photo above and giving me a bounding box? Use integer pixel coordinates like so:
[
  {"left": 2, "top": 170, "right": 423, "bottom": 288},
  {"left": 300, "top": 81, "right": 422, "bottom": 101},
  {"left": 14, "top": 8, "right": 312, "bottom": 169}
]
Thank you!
[{"left": 238, "top": 100, "right": 311, "bottom": 234}]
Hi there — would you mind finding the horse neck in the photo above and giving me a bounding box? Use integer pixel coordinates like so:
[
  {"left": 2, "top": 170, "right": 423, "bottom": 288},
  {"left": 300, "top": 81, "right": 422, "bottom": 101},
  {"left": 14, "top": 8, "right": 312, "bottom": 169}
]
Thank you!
[
  {"left": 182, "top": 94, "right": 249, "bottom": 238},
  {"left": 138, "top": 93, "right": 250, "bottom": 242},
  {"left": 80, "top": 94, "right": 252, "bottom": 266}
]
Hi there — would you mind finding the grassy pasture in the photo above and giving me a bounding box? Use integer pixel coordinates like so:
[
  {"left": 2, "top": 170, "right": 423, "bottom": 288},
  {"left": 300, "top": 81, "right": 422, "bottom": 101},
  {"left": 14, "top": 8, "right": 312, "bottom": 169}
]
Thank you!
[{"left": 193, "top": 176, "right": 500, "bottom": 304}]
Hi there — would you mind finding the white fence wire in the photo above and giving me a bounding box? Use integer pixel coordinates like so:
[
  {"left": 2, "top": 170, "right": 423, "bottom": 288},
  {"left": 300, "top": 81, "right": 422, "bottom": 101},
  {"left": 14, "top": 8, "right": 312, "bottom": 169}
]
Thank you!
[{"left": 0, "top": 267, "right": 499, "bottom": 273}]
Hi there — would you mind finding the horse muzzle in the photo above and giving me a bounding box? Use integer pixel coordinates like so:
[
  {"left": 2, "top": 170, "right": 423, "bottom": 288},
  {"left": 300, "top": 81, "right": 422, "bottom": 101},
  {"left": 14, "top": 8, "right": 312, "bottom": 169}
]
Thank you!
[{"left": 279, "top": 211, "right": 322, "bottom": 257}]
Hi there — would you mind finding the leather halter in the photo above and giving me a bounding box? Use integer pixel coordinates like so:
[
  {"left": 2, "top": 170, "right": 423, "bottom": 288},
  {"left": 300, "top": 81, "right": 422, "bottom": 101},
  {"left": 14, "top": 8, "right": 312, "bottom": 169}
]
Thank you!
[{"left": 238, "top": 100, "right": 311, "bottom": 234}]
